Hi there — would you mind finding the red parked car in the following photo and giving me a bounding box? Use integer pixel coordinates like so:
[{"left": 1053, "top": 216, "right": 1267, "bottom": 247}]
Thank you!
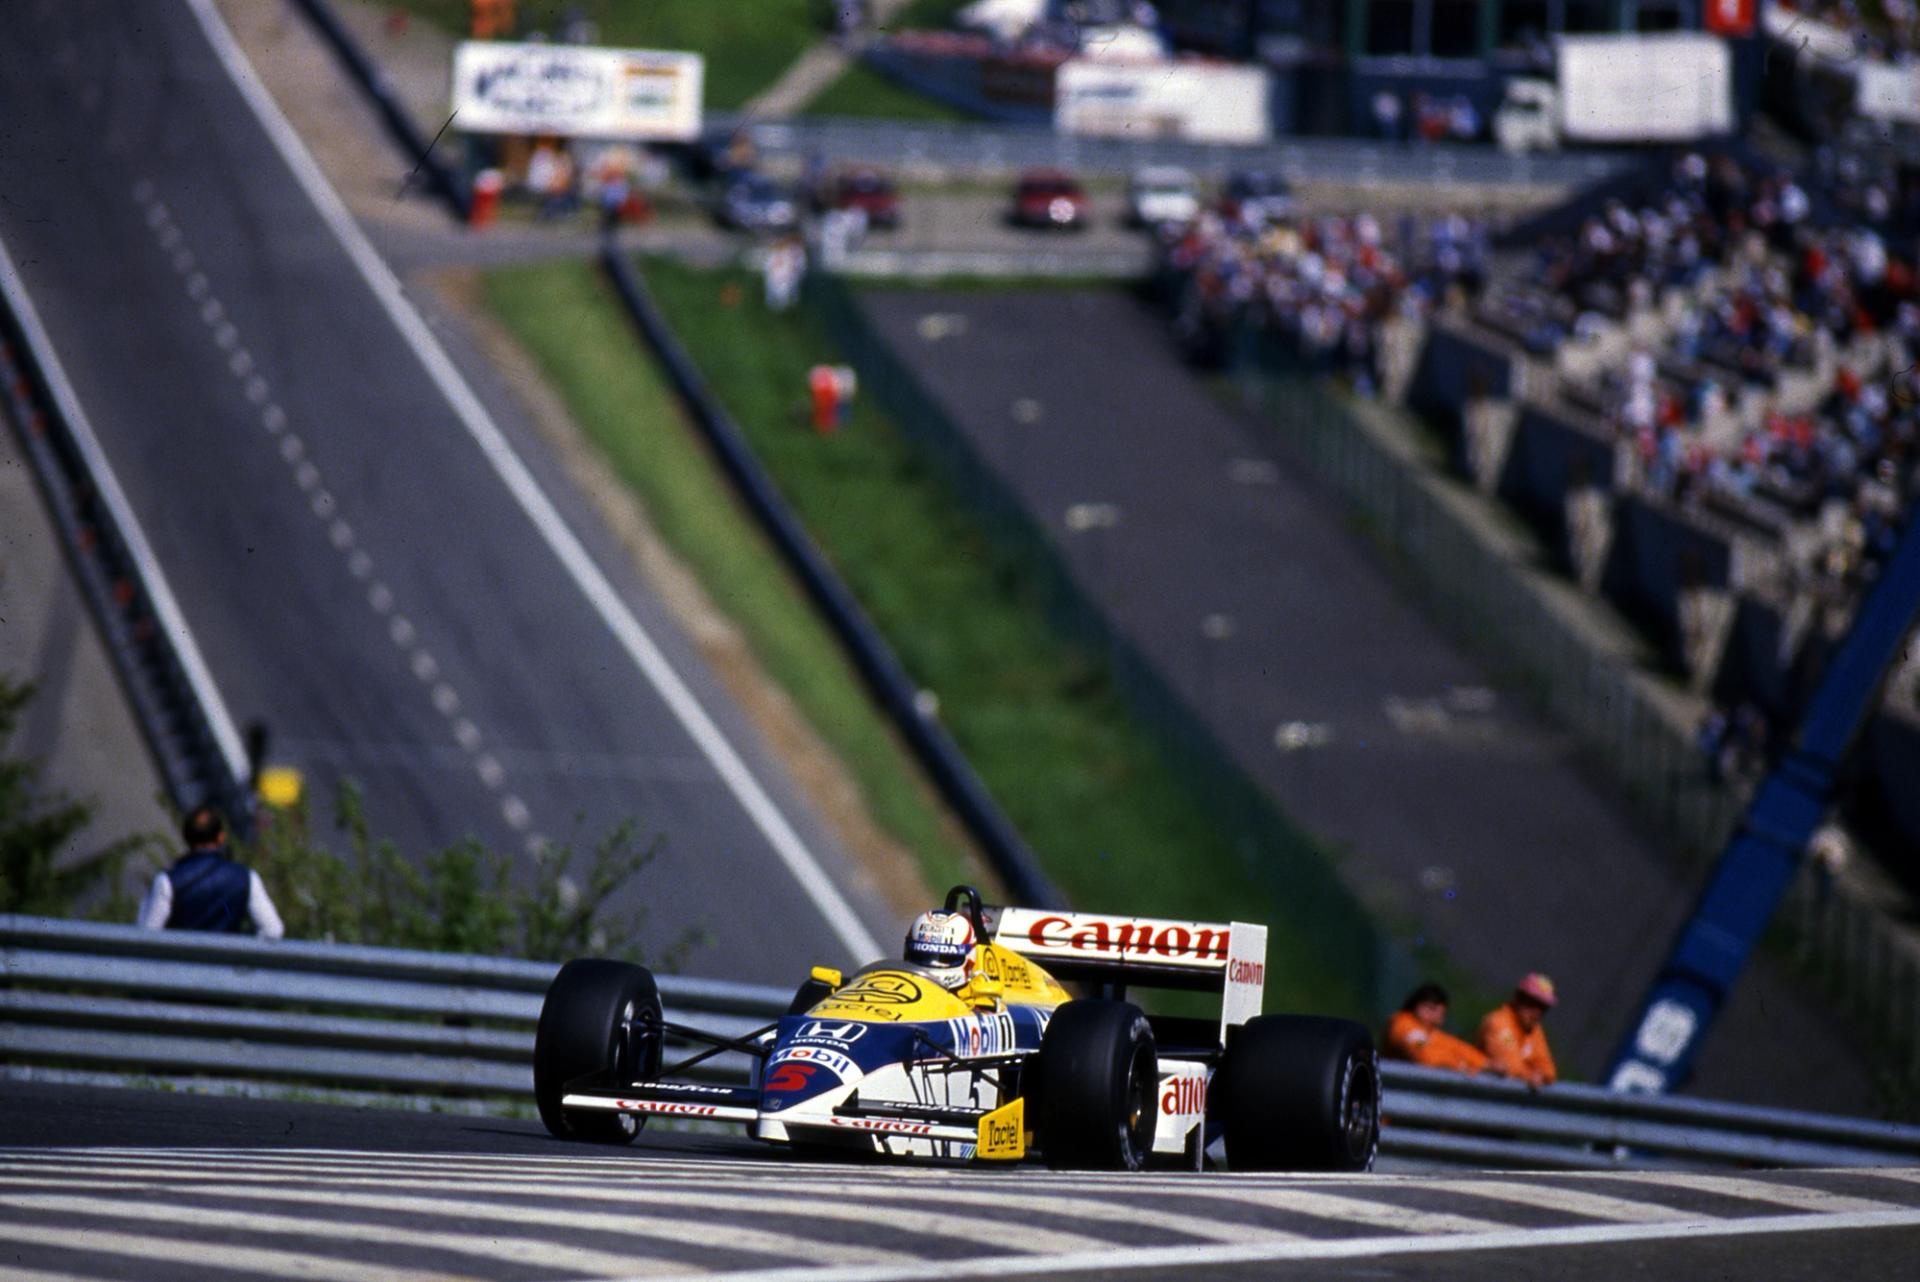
[
  {"left": 1009, "top": 168, "right": 1089, "bottom": 230},
  {"left": 823, "top": 168, "right": 901, "bottom": 229}
]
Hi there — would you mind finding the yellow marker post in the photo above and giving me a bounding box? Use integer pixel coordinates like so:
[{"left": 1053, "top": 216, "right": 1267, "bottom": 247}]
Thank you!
[{"left": 255, "top": 766, "right": 304, "bottom": 810}]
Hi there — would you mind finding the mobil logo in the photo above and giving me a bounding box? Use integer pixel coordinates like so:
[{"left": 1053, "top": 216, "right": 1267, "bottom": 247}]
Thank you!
[
  {"left": 1022, "top": 914, "right": 1229, "bottom": 963},
  {"left": 775, "top": 1046, "right": 857, "bottom": 1077},
  {"left": 1159, "top": 1073, "right": 1207, "bottom": 1117},
  {"left": 797, "top": 1020, "right": 868, "bottom": 1044}
]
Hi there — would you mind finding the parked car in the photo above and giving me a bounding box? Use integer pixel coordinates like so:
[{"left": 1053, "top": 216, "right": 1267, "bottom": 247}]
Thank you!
[
  {"left": 1127, "top": 166, "right": 1200, "bottom": 229},
  {"left": 715, "top": 172, "right": 799, "bottom": 232},
  {"left": 1009, "top": 168, "right": 1090, "bottom": 230},
  {"left": 534, "top": 883, "right": 1381, "bottom": 1172},
  {"left": 820, "top": 168, "right": 902, "bottom": 229},
  {"left": 1220, "top": 169, "right": 1295, "bottom": 225}
]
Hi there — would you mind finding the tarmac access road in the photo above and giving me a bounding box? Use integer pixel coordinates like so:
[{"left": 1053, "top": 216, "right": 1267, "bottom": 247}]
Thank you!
[
  {"left": 855, "top": 286, "right": 1876, "bottom": 1114},
  {"left": 0, "top": 0, "right": 892, "bottom": 981},
  {"left": 1, "top": 1081, "right": 1918, "bottom": 1282}
]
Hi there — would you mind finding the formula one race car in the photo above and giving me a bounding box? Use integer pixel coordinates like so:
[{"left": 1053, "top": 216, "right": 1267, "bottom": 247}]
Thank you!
[{"left": 533, "top": 886, "right": 1379, "bottom": 1172}]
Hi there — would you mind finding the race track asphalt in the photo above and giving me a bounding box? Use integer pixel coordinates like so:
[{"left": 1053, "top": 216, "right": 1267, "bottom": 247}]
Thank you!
[
  {"left": 855, "top": 286, "right": 1874, "bottom": 1111},
  {"left": 0, "top": 0, "right": 893, "bottom": 981}
]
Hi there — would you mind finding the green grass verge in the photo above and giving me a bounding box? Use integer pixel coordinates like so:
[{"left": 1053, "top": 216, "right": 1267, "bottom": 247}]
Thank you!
[
  {"left": 616, "top": 257, "right": 1374, "bottom": 1018},
  {"left": 804, "top": 61, "right": 976, "bottom": 123},
  {"left": 477, "top": 260, "right": 979, "bottom": 898},
  {"left": 384, "top": 0, "right": 826, "bottom": 109}
]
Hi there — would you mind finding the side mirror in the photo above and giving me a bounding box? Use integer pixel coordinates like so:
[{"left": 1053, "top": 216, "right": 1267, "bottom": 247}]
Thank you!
[{"left": 810, "top": 965, "right": 843, "bottom": 990}]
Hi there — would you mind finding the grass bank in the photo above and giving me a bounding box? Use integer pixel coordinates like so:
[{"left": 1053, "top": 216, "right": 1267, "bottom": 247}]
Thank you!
[{"left": 479, "top": 259, "right": 979, "bottom": 900}]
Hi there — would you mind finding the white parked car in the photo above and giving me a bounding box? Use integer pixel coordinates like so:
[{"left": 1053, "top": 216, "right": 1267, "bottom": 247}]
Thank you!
[{"left": 1128, "top": 166, "right": 1201, "bottom": 229}]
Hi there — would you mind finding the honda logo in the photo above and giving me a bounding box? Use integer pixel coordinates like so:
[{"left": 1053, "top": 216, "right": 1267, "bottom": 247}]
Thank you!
[{"left": 798, "top": 1020, "right": 867, "bottom": 1044}]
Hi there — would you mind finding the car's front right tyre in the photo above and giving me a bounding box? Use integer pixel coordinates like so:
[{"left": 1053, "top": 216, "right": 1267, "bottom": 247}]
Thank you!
[
  {"left": 1033, "top": 999, "right": 1158, "bottom": 1171},
  {"left": 533, "top": 958, "right": 662, "bottom": 1144}
]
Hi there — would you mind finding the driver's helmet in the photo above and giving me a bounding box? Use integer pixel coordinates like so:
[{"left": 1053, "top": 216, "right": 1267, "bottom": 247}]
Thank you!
[{"left": 903, "top": 909, "right": 976, "bottom": 991}]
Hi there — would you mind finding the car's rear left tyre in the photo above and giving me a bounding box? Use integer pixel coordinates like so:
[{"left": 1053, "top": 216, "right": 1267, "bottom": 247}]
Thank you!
[
  {"left": 534, "top": 958, "right": 662, "bottom": 1144},
  {"left": 1215, "top": 1015, "right": 1378, "bottom": 1172},
  {"left": 1033, "top": 999, "right": 1158, "bottom": 1171}
]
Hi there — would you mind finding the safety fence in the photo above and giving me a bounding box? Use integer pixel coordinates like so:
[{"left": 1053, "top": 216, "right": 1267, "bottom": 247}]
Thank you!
[
  {"left": 0, "top": 251, "right": 253, "bottom": 830},
  {"left": 7, "top": 915, "right": 1920, "bottom": 1169}
]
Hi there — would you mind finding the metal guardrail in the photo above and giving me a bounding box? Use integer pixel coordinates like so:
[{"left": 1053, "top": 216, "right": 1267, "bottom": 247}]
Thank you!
[
  {"left": 0, "top": 245, "right": 254, "bottom": 829},
  {"left": 717, "top": 115, "right": 1634, "bottom": 188},
  {"left": 7, "top": 915, "right": 1920, "bottom": 1169},
  {"left": 286, "top": 0, "right": 470, "bottom": 221}
]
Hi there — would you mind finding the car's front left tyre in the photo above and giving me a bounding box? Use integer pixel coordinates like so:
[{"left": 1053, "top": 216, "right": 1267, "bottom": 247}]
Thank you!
[
  {"left": 534, "top": 958, "right": 662, "bottom": 1144},
  {"left": 1033, "top": 999, "right": 1158, "bottom": 1171}
]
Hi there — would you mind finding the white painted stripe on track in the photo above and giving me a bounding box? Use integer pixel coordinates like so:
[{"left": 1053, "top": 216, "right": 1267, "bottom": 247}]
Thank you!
[
  {"left": 0, "top": 1192, "right": 670, "bottom": 1278},
  {"left": 178, "top": 0, "right": 882, "bottom": 963},
  {"left": 0, "top": 1170, "right": 1116, "bottom": 1259},
  {"left": 0, "top": 1176, "right": 908, "bottom": 1268},
  {"left": 1620, "top": 1171, "right": 1906, "bottom": 1216},
  {"left": 585, "top": 1208, "right": 1920, "bottom": 1282},
  {"left": 1438, "top": 1178, "right": 1706, "bottom": 1223},
  {"left": 0, "top": 1264, "right": 99, "bottom": 1282},
  {"left": 0, "top": 1221, "right": 444, "bottom": 1282}
]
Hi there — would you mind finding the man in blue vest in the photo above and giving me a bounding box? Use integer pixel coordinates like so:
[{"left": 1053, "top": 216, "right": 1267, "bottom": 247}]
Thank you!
[{"left": 136, "top": 807, "right": 284, "bottom": 939}]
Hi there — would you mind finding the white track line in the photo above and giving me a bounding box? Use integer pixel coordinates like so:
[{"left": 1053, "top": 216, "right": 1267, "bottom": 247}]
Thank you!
[
  {"left": 0, "top": 1221, "right": 438, "bottom": 1282},
  {"left": 0, "top": 233, "right": 252, "bottom": 787},
  {"left": 0, "top": 1175, "right": 907, "bottom": 1269},
  {"left": 180, "top": 0, "right": 880, "bottom": 961},
  {"left": 1619, "top": 1171, "right": 1905, "bottom": 1216},
  {"left": 0, "top": 1191, "right": 671, "bottom": 1278},
  {"left": 0, "top": 1170, "right": 1113, "bottom": 1259},
  {"left": 598, "top": 1208, "right": 1920, "bottom": 1282},
  {"left": 1440, "top": 1177, "right": 1705, "bottom": 1223}
]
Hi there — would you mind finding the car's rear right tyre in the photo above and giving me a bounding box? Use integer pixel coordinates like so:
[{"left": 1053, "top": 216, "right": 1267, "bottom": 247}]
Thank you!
[
  {"left": 1215, "top": 1015, "right": 1378, "bottom": 1172},
  {"left": 533, "top": 958, "right": 662, "bottom": 1144},
  {"left": 1033, "top": 999, "right": 1158, "bottom": 1171}
]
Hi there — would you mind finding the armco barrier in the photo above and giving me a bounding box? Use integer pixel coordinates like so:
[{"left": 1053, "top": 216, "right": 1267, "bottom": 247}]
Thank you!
[
  {"left": 597, "top": 247, "right": 1063, "bottom": 911},
  {"left": 0, "top": 249, "right": 254, "bottom": 829},
  {"left": 7, "top": 916, "right": 1920, "bottom": 1169},
  {"left": 286, "top": 0, "right": 470, "bottom": 221}
]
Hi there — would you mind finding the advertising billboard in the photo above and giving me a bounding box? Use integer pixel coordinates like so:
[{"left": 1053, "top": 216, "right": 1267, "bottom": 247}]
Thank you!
[{"left": 452, "top": 42, "right": 704, "bottom": 140}]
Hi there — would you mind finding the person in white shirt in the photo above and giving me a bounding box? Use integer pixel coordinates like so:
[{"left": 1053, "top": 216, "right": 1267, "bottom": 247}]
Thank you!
[{"left": 137, "top": 806, "right": 283, "bottom": 939}]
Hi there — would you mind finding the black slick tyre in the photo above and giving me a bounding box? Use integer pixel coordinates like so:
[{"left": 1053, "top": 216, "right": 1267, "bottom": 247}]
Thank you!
[
  {"left": 1216, "top": 1015, "right": 1379, "bottom": 1172},
  {"left": 534, "top": 958, "right": 662, "bottom": 1144},
  {"left": 1034, "top": 999, "right": 1158, "bottom": 1171}
]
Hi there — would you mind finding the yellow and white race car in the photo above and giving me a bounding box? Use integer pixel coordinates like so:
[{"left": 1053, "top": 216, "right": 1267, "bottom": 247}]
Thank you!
[{"left": 533, "top": 885, "right": 1379, "bottom": 1172}]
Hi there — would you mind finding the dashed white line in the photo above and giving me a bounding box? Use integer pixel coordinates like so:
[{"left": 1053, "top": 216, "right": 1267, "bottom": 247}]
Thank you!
[
  {"left": 367, "top": 583, "right": 393, "bottom": 614},
  {"left": 347, "top": 549, "right": 373, "bottom": 579},
  {"left": 475, "top": 755, "right": 504, "bottom": 789},
  {"left": 278, "top": 433, "right": 303, "bottom": 462},
  {"left": 452, "top": 719, "right": 481, "bottom": 752},
  {"left": 292, "top": 461, "right": 317, "bottom": 490},
  {"left": 244, "top": 375, "right": 269, "bottom": 404},
  {"left": 310, "top": 489, "right": 335, "bottom": 519},
  {"left": 328, "top": 519, "right": 353, "bottom": 550},
  {"left": 409, "top": 651, "right": 438, "bottom": 682},
  {"left": 431, "top": 684, "right": 460, "bottom": 715},
  {"left": 501, "top": 795, "right": 531, "bottom": 830},
  {"left": 388, "top": 616, "right": 415, "bottom": 647},
  {"left": 261, "top": 403, "right": 286, "bottom": 433},
  {"left": 198, "top": 297, "right": 223, "bottom": 324}
]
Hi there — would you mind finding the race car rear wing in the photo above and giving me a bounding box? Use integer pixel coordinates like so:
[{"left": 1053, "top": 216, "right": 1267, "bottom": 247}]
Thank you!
[{"left": 989, "top": 906, "right": 1266, "bottom": 1040}]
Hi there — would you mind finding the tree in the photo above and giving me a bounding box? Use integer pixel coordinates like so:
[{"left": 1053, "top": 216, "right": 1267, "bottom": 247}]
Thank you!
[{"left": 0, "top": 674, "right": 153, "bottom": 917}]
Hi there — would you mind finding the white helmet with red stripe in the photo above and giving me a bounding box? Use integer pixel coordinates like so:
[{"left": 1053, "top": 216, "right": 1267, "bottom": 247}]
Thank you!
[{"left": 903, "top": 909, "right": 976, "bottom": 991}]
